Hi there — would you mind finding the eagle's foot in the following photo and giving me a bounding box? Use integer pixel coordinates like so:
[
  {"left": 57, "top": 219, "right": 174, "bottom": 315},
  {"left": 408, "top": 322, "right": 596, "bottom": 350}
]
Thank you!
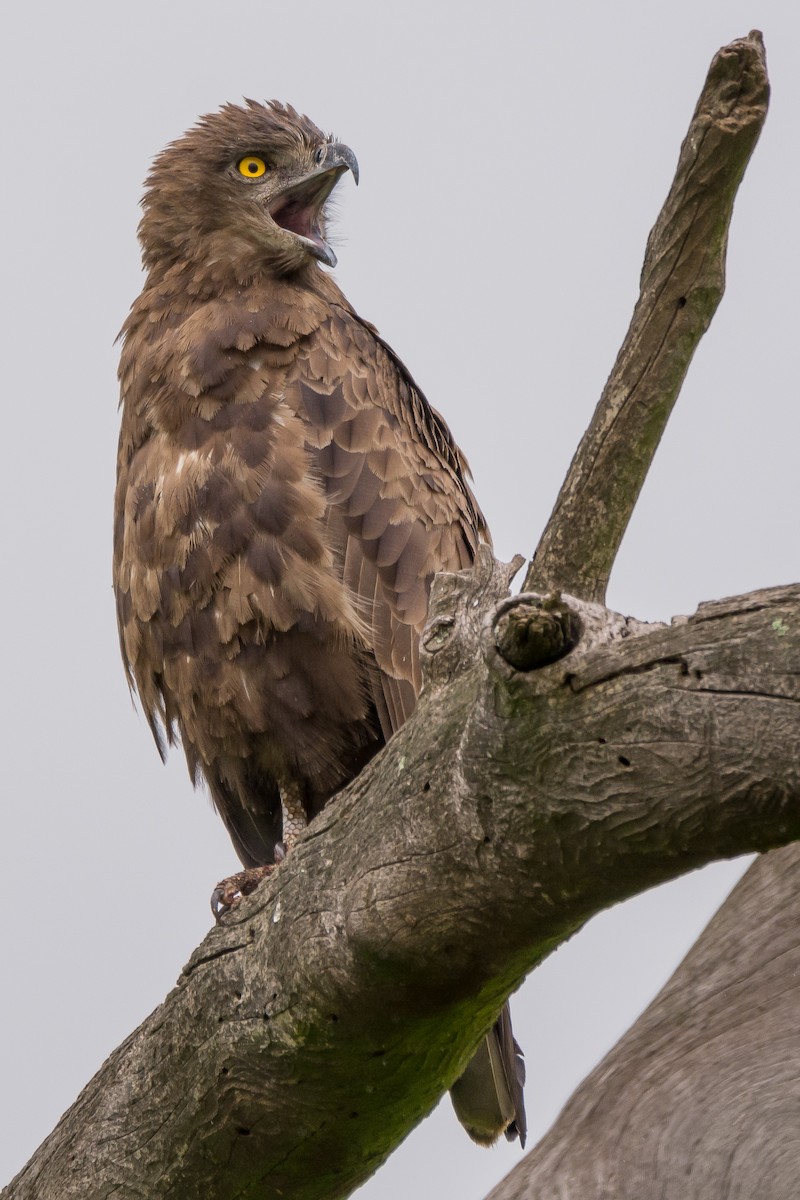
[
  {"left": 210, "top": 787, "right": 304, "bottom": 920},
  {"left": 210, "top": 864, "right": 274, "bottom": 922}
]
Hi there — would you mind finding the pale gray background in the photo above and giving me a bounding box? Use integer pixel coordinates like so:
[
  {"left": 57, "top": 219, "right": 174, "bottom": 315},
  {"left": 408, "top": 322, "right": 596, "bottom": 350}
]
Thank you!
[{"left": 2, "top": 3, "right": 797, "bottom": 1196}]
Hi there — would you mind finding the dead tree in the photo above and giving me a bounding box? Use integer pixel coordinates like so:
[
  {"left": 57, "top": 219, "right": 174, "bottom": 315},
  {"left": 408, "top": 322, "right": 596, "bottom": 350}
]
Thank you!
[{"left": 5, "top": 30, "right": 796, "bottom": 1200}]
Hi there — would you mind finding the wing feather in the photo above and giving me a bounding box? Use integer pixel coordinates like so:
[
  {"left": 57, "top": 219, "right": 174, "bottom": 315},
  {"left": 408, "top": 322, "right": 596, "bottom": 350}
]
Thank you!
[{"left": 292, "top": 304, "right": 488, "bottom": 733}]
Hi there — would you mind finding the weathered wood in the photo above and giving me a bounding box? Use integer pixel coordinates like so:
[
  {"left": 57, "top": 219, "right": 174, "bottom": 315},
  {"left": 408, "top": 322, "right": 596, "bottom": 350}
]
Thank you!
[
  {"left": 5, "top": 568, "right": 800, "bottom": 1200},
  {"left": 526, "top": 30, "right": 769, "bottom": 603},
  {"left": 485, "top": 843, "right": 800, "bottom": 1199}
]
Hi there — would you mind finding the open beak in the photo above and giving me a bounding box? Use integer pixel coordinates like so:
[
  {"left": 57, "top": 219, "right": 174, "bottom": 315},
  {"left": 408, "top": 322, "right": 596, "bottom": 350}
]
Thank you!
[{"left": 268, "top": 142, "right": 359, "bottom": 268}]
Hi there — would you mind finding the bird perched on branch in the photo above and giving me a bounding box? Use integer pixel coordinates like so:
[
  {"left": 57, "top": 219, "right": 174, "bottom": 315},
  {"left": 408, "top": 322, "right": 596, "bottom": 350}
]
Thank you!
[{"left": 114, "top": 99, "right": 525, "bottom": 1147}]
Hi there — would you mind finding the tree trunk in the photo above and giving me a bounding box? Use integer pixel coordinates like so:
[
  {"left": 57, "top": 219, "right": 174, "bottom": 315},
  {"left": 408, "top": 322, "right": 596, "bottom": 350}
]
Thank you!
[{"left": 485, "top": 843, "right": 800, "bottom": 1199}]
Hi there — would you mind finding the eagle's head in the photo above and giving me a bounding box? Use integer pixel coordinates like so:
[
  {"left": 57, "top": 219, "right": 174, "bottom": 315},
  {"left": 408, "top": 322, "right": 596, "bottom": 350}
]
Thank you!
[{"left": 138, "top": 100, "right": 358, "bottom": 280}]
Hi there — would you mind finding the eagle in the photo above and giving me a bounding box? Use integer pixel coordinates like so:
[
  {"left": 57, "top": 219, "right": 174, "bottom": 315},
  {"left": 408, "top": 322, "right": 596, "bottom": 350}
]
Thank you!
[{"left": 114, "top": 99, "right": 525, "bottom": 1148}]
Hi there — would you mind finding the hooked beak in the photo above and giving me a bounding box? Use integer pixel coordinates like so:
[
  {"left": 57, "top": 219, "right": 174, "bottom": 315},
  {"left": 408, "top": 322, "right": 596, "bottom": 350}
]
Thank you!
[
  {"left": 268, "top": 142, "right": 359, "bottom": 268},
  {"left": 323, "top": 141, "right": 359, "bottom": 185}
]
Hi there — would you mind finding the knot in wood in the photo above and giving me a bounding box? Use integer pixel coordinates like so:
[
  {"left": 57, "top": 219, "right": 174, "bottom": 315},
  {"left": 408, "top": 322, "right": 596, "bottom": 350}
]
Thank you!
[
  {"left": 422, "top": 615, "right": 455, "bottom": 654},
  {"left": 493, "top": 595, "right": 580, "bottom": 671}
]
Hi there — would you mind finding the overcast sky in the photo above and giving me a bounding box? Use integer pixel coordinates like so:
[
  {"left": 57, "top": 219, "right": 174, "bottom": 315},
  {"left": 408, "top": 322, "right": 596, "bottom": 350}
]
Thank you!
[{"left": 2, "top": 3, "right": 798, "bottom": 1197}]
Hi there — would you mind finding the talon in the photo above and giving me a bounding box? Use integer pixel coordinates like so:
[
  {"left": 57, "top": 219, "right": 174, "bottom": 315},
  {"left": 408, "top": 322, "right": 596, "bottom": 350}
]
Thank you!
[{"left": 210, "top": 886, "right": 227, "bottom": 921}]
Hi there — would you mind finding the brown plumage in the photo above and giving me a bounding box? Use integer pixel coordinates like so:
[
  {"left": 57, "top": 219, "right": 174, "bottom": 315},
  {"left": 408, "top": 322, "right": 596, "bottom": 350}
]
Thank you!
[{"left": 114, "top": 99, "right": 525, "bottom": 1147}]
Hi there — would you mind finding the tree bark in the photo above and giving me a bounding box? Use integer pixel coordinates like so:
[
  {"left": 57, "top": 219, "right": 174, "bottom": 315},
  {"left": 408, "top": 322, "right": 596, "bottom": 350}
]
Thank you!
[{"left": 4, "top": 29, "right": 790, "bottom": 1200}]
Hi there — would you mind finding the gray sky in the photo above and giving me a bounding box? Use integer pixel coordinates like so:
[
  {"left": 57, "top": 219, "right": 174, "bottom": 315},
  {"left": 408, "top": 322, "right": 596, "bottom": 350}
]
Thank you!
[{"left": 2, "top": 3, "right": 797, "bottom": 1196}]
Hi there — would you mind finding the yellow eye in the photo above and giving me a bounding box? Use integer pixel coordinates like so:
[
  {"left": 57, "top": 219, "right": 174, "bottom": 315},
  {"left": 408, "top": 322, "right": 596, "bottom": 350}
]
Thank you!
[{"left": 237, "top": 155, "right": 267, "bottom": 178}]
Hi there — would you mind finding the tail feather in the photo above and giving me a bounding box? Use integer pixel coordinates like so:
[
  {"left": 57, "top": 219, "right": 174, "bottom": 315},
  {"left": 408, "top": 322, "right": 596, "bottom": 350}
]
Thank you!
[
  {"left": 449, "top": 1003, "right": 527, "bottom": 1148},
  {"left": 204, "top": 761, "right": 283, "bottom": 869}
]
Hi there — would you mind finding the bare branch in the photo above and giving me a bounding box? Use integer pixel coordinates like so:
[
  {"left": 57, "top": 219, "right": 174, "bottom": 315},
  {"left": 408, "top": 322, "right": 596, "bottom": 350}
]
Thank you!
[
  {"left": 6, "top": 563, "right": 800, "bottom": 1200},
  {"left": 526, "top": 30, "right": 769, "bottom": 602}
]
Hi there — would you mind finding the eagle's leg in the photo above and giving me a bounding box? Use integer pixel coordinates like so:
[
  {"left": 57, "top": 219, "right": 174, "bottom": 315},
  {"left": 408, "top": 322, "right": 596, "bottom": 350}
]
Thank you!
[
  {"left": 274, "top": 782, "right": 308, "bottom": 859},
  {"left": 211, "top": 783, "right": 308, "bottom": 921}
]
